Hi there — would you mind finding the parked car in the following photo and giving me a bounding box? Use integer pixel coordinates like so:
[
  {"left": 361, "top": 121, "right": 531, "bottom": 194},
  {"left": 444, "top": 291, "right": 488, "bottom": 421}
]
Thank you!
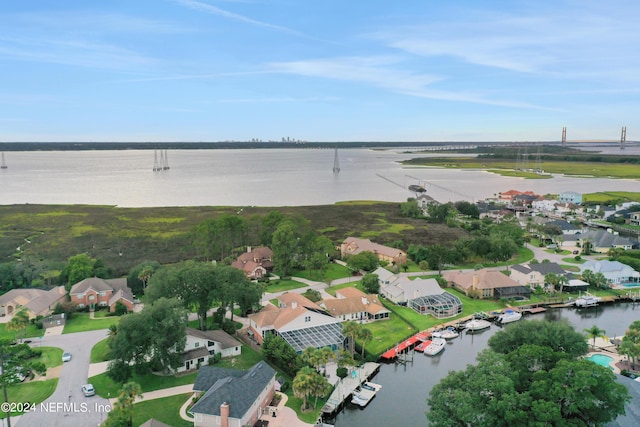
[
  {"left": 62, "top": 352, "right": 72, "bottom": 362},
  {"left": 82, "top": 384, "right": 95, "bottom": 397}
]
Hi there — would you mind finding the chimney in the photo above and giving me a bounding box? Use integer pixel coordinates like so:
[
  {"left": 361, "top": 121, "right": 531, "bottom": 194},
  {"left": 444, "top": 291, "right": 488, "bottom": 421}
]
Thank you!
[
  {"left": 361, "top": 297, "right": 369, "bottom": 305},
  {"left": 247, "top": 246, "right": 252, "bottom": 253},
  {"left": 291, "top": 301, "right": 297, "bottom": 309},
  {"left": 472, "top": 273, "right": 479, "bottom": 290},
  {"left": 220, "top": 402, "right": 230, "bottom": 427}
]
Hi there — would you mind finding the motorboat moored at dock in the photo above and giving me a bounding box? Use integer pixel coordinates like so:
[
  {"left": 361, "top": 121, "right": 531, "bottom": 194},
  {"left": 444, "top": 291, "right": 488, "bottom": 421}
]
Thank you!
[
  {"left": 465, "top": 318, "right": 491, "bottom": 333},
  {"left": 496, "top": 309, "right": 522, "bottom": 324},
  {"left": 423, "top": 337, "right": 446, "bottom": 356}
]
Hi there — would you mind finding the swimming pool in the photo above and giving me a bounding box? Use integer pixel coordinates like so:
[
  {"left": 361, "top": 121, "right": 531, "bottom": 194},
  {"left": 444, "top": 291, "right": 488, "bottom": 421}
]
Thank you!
[
  {"left": 586, "top": 353, "right": 614, "bottom": 369},
  {"left": 621, "top": 282, "right": 640, "bottom": 288}
]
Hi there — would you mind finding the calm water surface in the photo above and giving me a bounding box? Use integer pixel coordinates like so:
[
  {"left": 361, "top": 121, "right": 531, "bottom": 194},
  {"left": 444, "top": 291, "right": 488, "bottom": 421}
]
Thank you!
[
  {"left": 332, "top": 303, "right": 640, "bottom": 427},
  {"left": 1, "top": 146, "right": 640, "bottom": 207}
]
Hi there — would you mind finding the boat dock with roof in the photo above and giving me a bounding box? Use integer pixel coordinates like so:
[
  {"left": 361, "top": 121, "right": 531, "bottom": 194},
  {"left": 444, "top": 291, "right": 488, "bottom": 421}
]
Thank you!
[{"left": 321, "top": 362, "right": 380, "bottom": 417}]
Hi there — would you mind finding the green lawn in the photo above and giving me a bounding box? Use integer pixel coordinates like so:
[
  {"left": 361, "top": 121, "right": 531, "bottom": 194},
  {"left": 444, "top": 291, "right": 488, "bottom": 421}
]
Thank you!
[
  {"left": 35, "top": 346, "right": 64, "bottom": 368},
  {"left": 0, "top": 323, "right": 43, "bottom": 341},
  {"left": 562, "top": 257, "right": 586, "bottom": 264},
  {"left": 324, "top": 280, "right": 364, "bottom": 297},
  {"left": 215, "top": 345, "right": 264, "bottom": 371},
  {"left": 90, "top": 338, "right": 111, "bottom": 363},
  {"left": 359, "top": 315, "right": 416, "bottom": 356},
  {"left": 0, "top": 378, "right": 58, "bottom": 418},
  {"left": 265, "top": 279, "right": 307, "bottom": 293},
  {"left": 294, "top": 262, "right": 352, "bottom": 282},
  {"left": 89, "top": 370, "right": 197, "bottom": 398},
  {"left": 63, "top": 312, "right": 119, "bottom": 334},
  {"left": 133, "top": 393, "right": 193, "bottom": 427}
]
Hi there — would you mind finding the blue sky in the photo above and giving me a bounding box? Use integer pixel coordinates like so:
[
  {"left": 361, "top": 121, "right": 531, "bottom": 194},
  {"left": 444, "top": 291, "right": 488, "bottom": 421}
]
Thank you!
[{"left": 1, "top": 0, "right": 638, "bottom": 142}]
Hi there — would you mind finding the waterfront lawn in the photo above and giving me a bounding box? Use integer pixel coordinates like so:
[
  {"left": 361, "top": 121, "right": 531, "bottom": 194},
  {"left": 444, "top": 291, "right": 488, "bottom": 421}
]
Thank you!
[
  {"left": 134, "top": 393, "right": 193, "bottom": 427},
  {"left": 362, "top": 315, "right": 417, "bottom": 356},
  {"left": 265, "top": 279, "right": 306, "bottom": 293},
  {"left": 90, "top": 338, "right": 111, "bottom": 363},
  {"left": 0, "top": 378, "right": 58, "bottom": 418},
  {"left": 89, "top": 370, "right": 197, "bottom": 398},
  {"left": 63, "top": 312, "right": 119, "bottom": 334}
]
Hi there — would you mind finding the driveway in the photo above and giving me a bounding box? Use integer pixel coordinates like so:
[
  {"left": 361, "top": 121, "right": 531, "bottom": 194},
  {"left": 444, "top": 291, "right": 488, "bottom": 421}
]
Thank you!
[{"left": 16, "top": 329, "right": 111, "bottom": 427}]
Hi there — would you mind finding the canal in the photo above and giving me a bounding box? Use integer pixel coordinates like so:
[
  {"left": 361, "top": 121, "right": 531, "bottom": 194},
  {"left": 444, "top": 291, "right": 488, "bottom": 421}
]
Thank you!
[{"left": 331, "top": 302, "right": 640, "bottom": 426}]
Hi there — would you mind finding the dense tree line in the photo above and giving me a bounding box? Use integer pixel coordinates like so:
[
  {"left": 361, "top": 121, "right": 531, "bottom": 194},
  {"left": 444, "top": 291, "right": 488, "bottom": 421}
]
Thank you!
[{"left": 428, "top": 320, "right": 629, "bottom": 426}]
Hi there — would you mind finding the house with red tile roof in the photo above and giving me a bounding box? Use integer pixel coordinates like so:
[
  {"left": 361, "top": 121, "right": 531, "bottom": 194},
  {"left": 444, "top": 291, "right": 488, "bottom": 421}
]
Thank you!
[{"left": 248, "top": 292, "right": 344, "bottom": 353}]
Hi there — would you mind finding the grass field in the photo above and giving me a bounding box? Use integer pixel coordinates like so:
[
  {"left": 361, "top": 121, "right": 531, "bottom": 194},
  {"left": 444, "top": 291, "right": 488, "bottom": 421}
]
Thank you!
[
  {"left": 90, "top": 338, "right": 111, "bottom": 363},
  {"left": 133, "top": 393, "right": 193, "bottom": 427},
  {"left": 63, "top": 312, "right": 119, "bottom": 334},
  {"left": 36, "top": 346, "right": 64, "bottom": 368},
  {"left": 0, "top": 378, "right": 58, "bottom": 418},
  {"left": 265, "top": 279, "right": 307, "bottom": 293},
  {"left": 0, "top": 323, "right": 43, "bottom": 341},
  {"left": 294, "top": 262, "right": 352, "bottom": 282},
  {"left": 89, "top": 370, "right": 197, "bottom": 398}
]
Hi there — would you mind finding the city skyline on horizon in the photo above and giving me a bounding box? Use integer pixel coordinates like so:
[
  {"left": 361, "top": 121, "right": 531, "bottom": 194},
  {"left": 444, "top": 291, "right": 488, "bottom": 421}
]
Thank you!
[{"left": 1, "top": 1, "right": 639, "bottom": 142}]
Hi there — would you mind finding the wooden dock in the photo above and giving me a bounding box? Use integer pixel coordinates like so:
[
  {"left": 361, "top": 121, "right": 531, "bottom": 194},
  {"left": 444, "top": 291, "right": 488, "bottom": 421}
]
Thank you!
[{"left": 321, "top": 362, "right": 380, "bottom": 416}]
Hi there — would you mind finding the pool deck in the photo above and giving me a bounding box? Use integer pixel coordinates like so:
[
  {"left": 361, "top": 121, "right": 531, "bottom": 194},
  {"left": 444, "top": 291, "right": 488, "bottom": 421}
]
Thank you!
[{"left": 587, "top": 336, "right": 626, "bottom": 374}]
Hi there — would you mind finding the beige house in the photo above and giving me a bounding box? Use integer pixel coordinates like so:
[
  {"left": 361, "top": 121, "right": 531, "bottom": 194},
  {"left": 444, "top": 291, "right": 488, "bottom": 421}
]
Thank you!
[
  {"left": 0, "top": 286, "right": 67, "bottom": 319},
  {"left": 443, "top": 269, "right": 531, "bottom": 300},
  {"left": 340, "top": 237, "right": 407, "bottom": 265},
  {"left": 320, "top": 287, "right": 390, "bottom": 323}
]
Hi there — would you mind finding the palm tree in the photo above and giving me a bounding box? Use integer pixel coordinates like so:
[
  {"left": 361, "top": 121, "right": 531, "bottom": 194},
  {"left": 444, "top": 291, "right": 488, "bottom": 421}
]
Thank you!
[
  {"left": 107, "top": 323, "right": 118, "bottom": 341},
  {"left": 557, "top": 275, "right": 569, "bottom": 294},
  {"left": 584, "top": 325, "right": 607, "bottom": 348},
  {"left": 116, "top": 381, "right": 143, "bottom": 427},
  {"left": 6, "top": 309, "right": 30, "bottom": 343},
  {"left": 342, "top": 321, "right": 361, "bottom": 356},
  {"left": 292, "top": 366, "right": 316, "bottom": 411},
  {"left": 358, "top": 327, "right": 373, "bottom": 359}
]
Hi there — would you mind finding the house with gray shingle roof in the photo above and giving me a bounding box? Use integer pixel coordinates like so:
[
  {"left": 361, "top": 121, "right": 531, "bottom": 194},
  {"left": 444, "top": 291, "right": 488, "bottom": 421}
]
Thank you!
[
  {"left": 580, "top": 260, "right": 639, "bottom": 285},
  {"left": 577, "top": 230, "right": 634, "bottom": 253},
  {"left": 510, "top": 262, "right": 567, "bottom": 289},
  {"left": 190, "top": 362, "right": 276, "bottom": 427},
  {"left": 69, "top": 277, "right": 136, "bottom": 312}
]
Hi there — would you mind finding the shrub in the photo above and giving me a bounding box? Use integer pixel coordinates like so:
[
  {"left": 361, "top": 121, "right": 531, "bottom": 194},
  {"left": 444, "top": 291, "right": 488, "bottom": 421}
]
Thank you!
[{"left": 336, "top": 367, "right": 348, "bottom": 379}]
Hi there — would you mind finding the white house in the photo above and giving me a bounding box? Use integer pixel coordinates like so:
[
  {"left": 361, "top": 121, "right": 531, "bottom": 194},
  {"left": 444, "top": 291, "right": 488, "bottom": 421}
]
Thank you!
[
  {"left": 179, "top": 327, "right": 242, "bottom": 373},
  {"left": 580, "top": 260, "right": 640, "bottom": 285}
]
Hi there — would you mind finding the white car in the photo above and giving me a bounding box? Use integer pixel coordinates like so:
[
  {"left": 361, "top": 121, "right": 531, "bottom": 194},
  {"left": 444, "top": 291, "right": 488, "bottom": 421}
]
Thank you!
[
  {"left": 82, "top": 384, "right": 95, "bottom": 397},
  {"left": 62, "top": 352, "right": 72, "bottom": 362}
]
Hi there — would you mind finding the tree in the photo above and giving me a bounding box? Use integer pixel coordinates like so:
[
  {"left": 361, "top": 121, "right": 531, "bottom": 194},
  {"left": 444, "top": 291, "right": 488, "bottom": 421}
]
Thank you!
[
  {"left": 271, "top": 220, "right": 300, "bottom": 276},
  {"left": 454, "top": 201, "right": 480, "bottom": 218},
  {"left": 301, "top": 288, "right": 322, "bottom": 303},
  {"left": 428, "top": 321, "right": 629, "bottom": 427},
  {"left": 346, "top": 252, "right": 379, "bottom": 273},
  {"left": 0, "top": 339, "right": 47, "bottom": 427},
  {"left": 292, "top": 366, "right": 317, "bottom": 411},
  {"left": 104, "top": 381, "right": 143, "bottom": 427},
  {"left": 400, "top": 198, "right": 421, "bottom": 218},
  {"left": 342, "top": 321, "right": 361, "bottom": 356},
  {"left": 62, "top": 254, "right": 96, "bottom": 290},
  {"left": 619, "top": 321, "right": 640, "bottom": 370},
  {"left": 127, "top": 261, "right": 160, "bottom": 296},
  {"left": 259, "top": 210, "right": 285, "bottom": 245},
  {"left": 305, "top": 252, "right": 329, "bottom": 280},
  {"left": 6, "top": 309, "right": 29, "bottom": 343},
  {"left": 584, "top": 324, "right": 607, "bottom": 348},
  {"left": 301, "top": 347, "right": 333, "bottom": 373},
  {"left": 361, "top": 273, "right": 379, "bottom": 294},
  {"left": 261, "top": 334, "right": 301, "bottom": 377},
  {"left": 358, "top": 327, "right": 373, "bottom": 359},
  {"left": 424, "top": 244, "right": 450, "bottom": 274}
]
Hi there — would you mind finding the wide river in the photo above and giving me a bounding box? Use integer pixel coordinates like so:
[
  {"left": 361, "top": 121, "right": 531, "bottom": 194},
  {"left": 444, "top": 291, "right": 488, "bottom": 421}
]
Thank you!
[
  {"left": 332, "top": 303, "right": 640, "bottom": 426},
  {"left": 1, "top": 145, "right": 640, "bottom": 207}
]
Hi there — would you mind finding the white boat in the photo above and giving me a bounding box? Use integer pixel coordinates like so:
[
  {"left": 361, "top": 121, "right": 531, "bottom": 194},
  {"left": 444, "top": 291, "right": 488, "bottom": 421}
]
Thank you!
[
  {"left": 465, "top": 318, "right": 491, "bottom": 332},
  {"left": 575, "top": 294, "right": 601, "bottom": 308},
  {"left": 497, "top": 309, "right": 522, "bottom": 324},
  {"left": 351, "top": 388, "right": 377, "bottom": 407},
  {"left": 423, "top": 337, "right": 446, "bottom": 356},
  {"left": 432, "top": 327, "right": 459, "bottom": 340},
  {"left": 362, "top": 382, "right": 382, "bottom": 392}
]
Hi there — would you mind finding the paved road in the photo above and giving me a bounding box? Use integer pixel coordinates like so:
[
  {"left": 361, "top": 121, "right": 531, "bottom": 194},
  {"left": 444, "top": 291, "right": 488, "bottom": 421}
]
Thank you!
[{"left": 16, "top": 329, "right": 111, "bottom": 427}]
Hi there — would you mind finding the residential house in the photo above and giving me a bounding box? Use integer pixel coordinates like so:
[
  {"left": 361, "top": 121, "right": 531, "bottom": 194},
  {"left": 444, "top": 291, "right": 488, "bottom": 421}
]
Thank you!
[
  {"left": 630, "top": 212, "right": 640, "bottom": 226},
  {"left": 340, "top": 237, "right": 407, "bottom": 266},
  {"left": 69, "top": 277, "right": 135, "bottom": 312},
  {"left": 544, "top": 219, "right": 582, "bottom": 235},
  {"left": 559, "top": 191, "right": 583, "bottom": 205},
  {"left": 510, "top": 262, "right": 567, "bottom": 289},
  {"left": 375, "top": 268, "right": 463, "bottom": 318},
  {"left": 0, "top": 286, "right": 67, "bottom": 319},
  {"left": 580, "top": 260, "right": 640, "bottom": 285},
  {"left": 499, "top": 190, "right": 538, "bottom": 203},
  {"left": 416, "top": 193, "right": 437, "bottom": 210},
  {"left": 248, "top": 293, "right": 344, "bottom": 353},
  {"left": 319, "top": 287, "right": 390, "bottom": 323},
  {"left": 443, "top": 269, "right": 532, "bottom": 300},
  {"left": 578, "top": 230, "right": 634, "bottom": 253},
  {"left": 190, "top": 362, "right": 276, "bottom": 427},
  {"left": 179, "top": 327, "right": 242, "bottom": 373},
  {"left": 531, "top": 198, "right": 559, "bottom": 213},
  {"left": 231, "top": 246, "right": 273, "bottom": 279}
]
